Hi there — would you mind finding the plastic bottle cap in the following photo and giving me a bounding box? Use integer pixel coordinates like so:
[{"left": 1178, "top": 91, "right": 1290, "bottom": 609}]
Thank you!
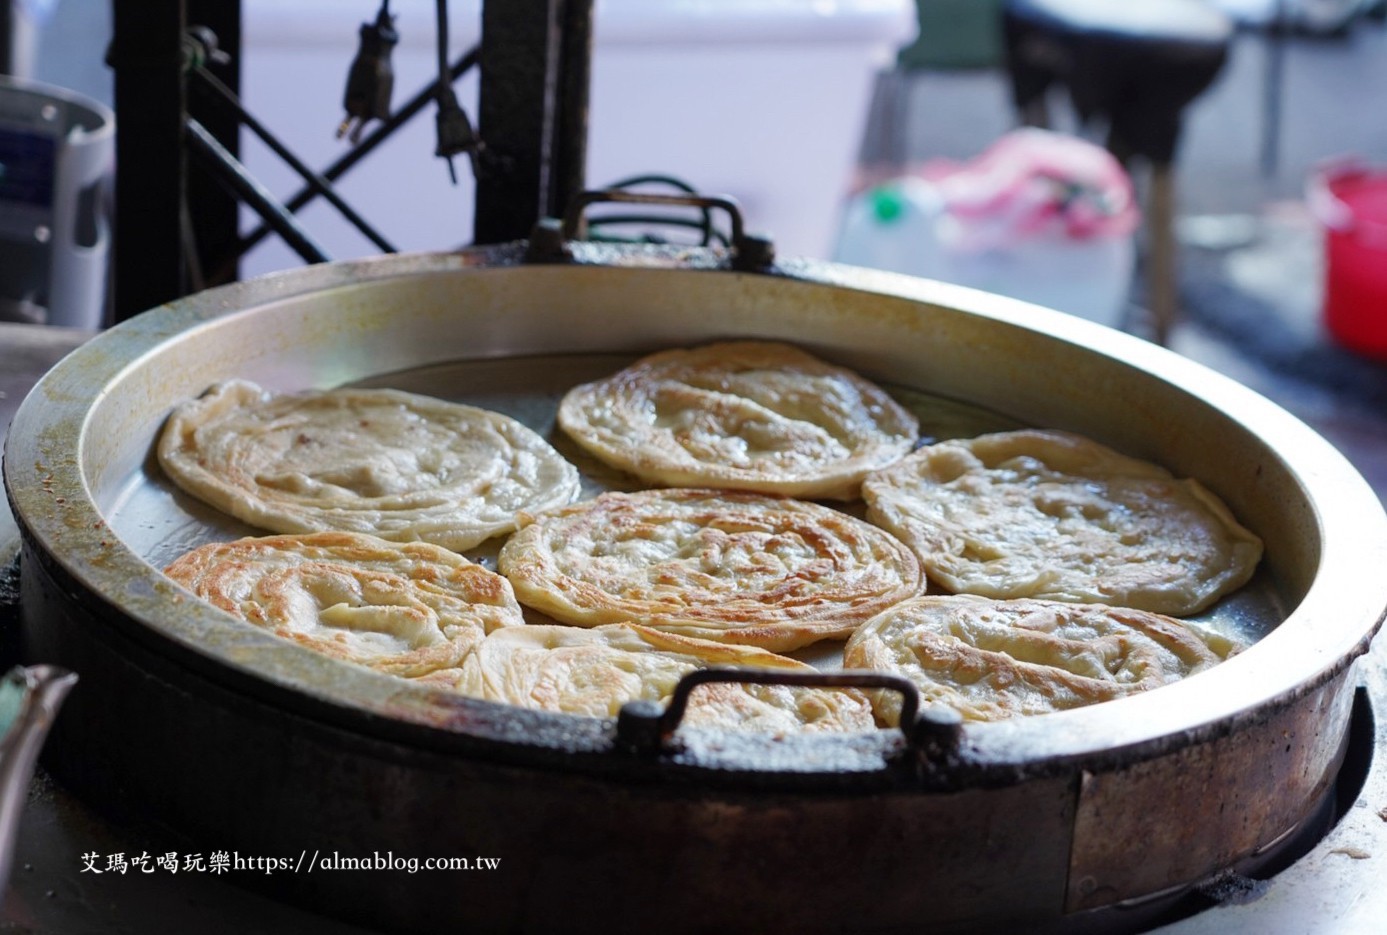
[{"left": 871, "top": 186, "right": 904, "bottom": 224}]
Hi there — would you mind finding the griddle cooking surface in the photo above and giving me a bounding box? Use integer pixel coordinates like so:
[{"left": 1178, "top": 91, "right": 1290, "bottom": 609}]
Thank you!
[{"left": 105, "top": 350, "right": 1282, "bottom": 668}]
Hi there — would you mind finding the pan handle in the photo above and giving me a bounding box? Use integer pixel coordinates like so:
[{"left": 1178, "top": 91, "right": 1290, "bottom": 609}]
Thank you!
[
  {"left": 615, "top": 668, "right": 961, "bottom": 762},
  {"left": 528, "top": 189, "right": 776, "bottom": 270},
  {"left": 564, "top": 189, "right": 746, "bottom": 245}
]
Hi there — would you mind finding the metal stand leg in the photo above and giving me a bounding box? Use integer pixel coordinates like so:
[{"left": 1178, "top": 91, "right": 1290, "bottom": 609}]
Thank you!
[
  {"left": 109, "top": 0, "right": 242, "bottom": 321},
  {"left": 110, "top": 0, "right": 189, "bottom": 321},
  {"left": 1019, "top": 96, "right": 1051, "bottom": 129},
  {"left": 1262, "top": 0, "right": 1288, "bottom": 178},
  {"left": 1148, "top": 162, "right": 1178, "bottom": 347},
  {"left": 473, "top": 0, "right": 592, "bottom": 243}
]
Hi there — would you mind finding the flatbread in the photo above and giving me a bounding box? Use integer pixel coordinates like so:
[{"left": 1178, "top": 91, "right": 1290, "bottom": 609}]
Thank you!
[
  {"left": 458, "top": 623, "right": 875, "bottom": 732},
  {"left": 158, "top": 380, "right": 581, "bottom": 551},
  {"left": 498, "top": 488, "right": 926, "bottom": 652},
  {"left": 556, "top": 341, "right": 919, "bottom": 500},
  {"left": 861, "top": 429, "right": 1263, "bottom": 616},
  {"left": 163, "top": 531, "right": 524, "bottom": 682},
  {"left": 844, "top": 595, "right": 1240, "bottom": 722}
]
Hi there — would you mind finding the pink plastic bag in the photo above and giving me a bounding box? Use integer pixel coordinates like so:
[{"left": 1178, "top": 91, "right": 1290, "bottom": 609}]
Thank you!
[
  {"left": 834, "top": 129, "right": 1139, "bottom": 327},
  {"left": 919, "top": 128, "right": 1140, "bottom": 249}
]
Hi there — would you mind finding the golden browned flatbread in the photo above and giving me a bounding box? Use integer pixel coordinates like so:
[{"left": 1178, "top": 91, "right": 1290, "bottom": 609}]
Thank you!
[
  {"left": 556, "top": 341, "right": 918, "bottom": 500},
  {"left": 497, "top": 488, "right": 926, "bottom": 652},
  {"left": 458, "top": 623, "right": 875, "bottom": 732},
  {"left": 844, "top": 595, "right": 1240, "bottom": 722},
  {"left": 861, "top": 429, "right": 1263, "bottom": 615},
  {"left": 158, "top": 380, "right": 581, "bottom": 551},
  {"left": 163, "top": 531, "right": 524, "bottom": 682}
]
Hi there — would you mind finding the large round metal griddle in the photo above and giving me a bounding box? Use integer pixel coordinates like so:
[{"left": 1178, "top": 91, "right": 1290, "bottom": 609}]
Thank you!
[{"left": 6, "top": 243, "right": 1387, "bottom": 933}]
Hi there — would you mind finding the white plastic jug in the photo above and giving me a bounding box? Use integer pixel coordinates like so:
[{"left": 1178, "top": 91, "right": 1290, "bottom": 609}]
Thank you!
[
  {"left": 834, "top": 129, "right": 1138, "bottom": 329},
  {"left": 833, "top": 176, "right": 949, "bottom": 279}
]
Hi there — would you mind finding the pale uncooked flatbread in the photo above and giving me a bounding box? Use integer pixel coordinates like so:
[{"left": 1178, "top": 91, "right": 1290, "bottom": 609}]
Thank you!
[
  {"left": 158, "top": 380, "right": 581, "bottom": 551},
  {"left": 844, "top": 595, "right": 1240, "bottom": 722},
  {"left": 557, "top": 341, "right": 919, "bottom": 500},
  {"left": 164, "top": 531, "right": 524, "bottom": 683},
  {"left": 862, "top": 429, "right": 1263, "bottom": 616},
  {"left": 498, "top": 488, "right": 926, "bottom": 652},
  {"left": 458, "top": 623, "right": 875, "bottom": 732}
]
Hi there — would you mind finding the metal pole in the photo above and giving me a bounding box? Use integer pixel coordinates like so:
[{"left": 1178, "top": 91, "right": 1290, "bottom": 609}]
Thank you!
[
  {"left": 554, "top": 0, "right": 593, "bottom": 220},
  {"left": 0, "top": 1, "right": 16, "bottom": 75},
  {"left": 110, "top": 0, "right": 188, "bottom": 321},
  {"left": 474, "top": 0, "right": 561, "bottom": 243},
  {"left": 1261, "top": 0, "right": 1287, "bottom": 178},
  {"left": 475, "top": 0, "right": 591, "bottom": 243}
]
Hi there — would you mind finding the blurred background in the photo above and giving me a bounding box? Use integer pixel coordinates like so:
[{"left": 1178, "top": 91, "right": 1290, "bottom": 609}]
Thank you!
[{"left": 2, "top": 0, "right": 1385, "bottom": 497}]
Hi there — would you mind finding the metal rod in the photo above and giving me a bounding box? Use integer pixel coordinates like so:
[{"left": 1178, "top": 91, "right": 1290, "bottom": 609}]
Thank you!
[
  {"left": 236, "top": 46, "right": 480, "bottom": 258},
  {"left": 193, "top": 65, "right": 397, "bottom": 253},
  {"left": 185, "top": 118, "right": 332, "bottom": 265}
]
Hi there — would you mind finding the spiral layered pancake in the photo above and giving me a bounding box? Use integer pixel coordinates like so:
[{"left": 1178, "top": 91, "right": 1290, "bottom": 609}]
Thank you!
[
  {"left": 158, "top": 380, "right": 581, "bottom": 551},
  {"left": 459, "top": 623, "right": 875, "bottom": 732},
  {"left": 557, "top": 341, "right": 918, "bottom": 500},
  {"left": 498, "top": 488, "right": 926, "bottom": 652},
  {"left": 844, "top": 595, "right": 1240, "bottom": 722},
  {"left": 164, "top": 531, "right": 525, "bottom": 683},
  {"left": 862, "top": 429, "right": 1263, "bottom": 616}
]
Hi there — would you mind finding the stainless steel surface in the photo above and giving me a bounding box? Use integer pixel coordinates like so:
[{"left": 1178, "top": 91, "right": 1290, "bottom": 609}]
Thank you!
[
  {"left": 0, "top": 322, "right": 92, "bottom": 567},
  {"left": 10, "top": 248, "right": 1382, "bottom": 757},
  {"left": 4, "top": 248, "right": 1387, "bottom": 931}
]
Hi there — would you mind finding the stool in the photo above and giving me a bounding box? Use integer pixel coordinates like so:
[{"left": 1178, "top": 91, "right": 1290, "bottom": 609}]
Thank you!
[{"left": 1001, "top": 0, "right": 1233, "bottom": 344}]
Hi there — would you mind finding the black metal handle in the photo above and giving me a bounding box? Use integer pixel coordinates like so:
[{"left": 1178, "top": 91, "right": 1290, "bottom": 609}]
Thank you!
[
  {"left": 616, "top": 668, "right": 952, "bottom": 758},
  {"left": 562, "top": 189, "right": 745, "bottom": 245},
  {"left": 528, "top": 188, "right": 776, "bottom": 270}
]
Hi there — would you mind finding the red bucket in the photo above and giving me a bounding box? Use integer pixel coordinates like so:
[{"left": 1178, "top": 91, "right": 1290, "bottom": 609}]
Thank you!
[{"left": 1309, "top": 162, "right": 1387, "bottom": 359}]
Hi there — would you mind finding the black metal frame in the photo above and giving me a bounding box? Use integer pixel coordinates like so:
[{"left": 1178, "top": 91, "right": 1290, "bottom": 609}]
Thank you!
[
  {"left": 106, "top": 1, "right": 244, "bottom": 313},
  {"left": 109, "top": 0, "right": 592, "bottom": 322},
  {"left": 474, "top": 0, "right": 591, "bottom": 244},
  {"left": 230, "top": 46, "right": 481, "bottom": 269},
  {"left": 1, "top": 0, "right": 21, "bottom": 75}
]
